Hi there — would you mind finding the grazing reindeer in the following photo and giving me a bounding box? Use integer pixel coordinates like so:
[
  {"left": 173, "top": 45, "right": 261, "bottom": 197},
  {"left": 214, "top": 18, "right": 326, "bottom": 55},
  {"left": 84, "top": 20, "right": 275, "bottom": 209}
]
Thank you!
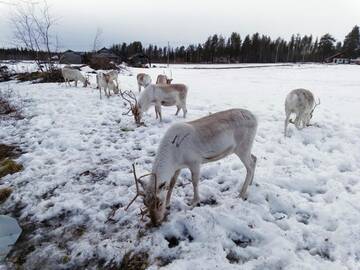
[
  {"left": 120, "top": 90, "right": 143, "bottom": 126},
  {"left": 61, "top": 66, "right": 89, "bottom": 87},
  {"left": 107, "top": 70, "right": 119, "bottom": 88},
  {"left": 156, "top": 74, "right": 173, "bottom": 84},
  {"left": 108, "top": 80, "right": 120, "bottom": 95},
  {"left": 284, "top": 88, "right": 320, "bottom": 136},
  {"left": 126, "top": 109, "right": 258, "bottom": 226},
  {"left": 137, "top": 73, "right": 152, "bottom": 92},
  {"left": 96, "top": 72, "right": 112, "bottom": 99},
  {"left": 137, "top": 84, "right": 188, "bottom": 122}
]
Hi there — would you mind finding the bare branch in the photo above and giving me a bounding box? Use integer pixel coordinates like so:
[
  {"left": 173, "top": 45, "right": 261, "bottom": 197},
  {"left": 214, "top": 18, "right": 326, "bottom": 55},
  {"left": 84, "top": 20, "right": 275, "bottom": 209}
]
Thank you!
[
  {"left": 10, "top": 0, "right": 57, "bottom": 72},
  {"left": 92, "top": 27, "right": 103, "bottom": 52}
]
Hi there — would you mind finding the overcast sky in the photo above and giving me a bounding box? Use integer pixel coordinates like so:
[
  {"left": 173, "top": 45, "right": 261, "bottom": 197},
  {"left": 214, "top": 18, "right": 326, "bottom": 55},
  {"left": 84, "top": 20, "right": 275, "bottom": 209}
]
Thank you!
[{"left": 0, "top": 0, "right": 359, "bottom": 51}]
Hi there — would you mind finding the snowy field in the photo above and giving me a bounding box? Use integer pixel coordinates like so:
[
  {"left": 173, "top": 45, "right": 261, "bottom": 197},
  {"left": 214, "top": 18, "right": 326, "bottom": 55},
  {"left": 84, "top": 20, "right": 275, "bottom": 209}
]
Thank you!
[{"left": 1, "top": 63, "right": 360, "bottom": 269}]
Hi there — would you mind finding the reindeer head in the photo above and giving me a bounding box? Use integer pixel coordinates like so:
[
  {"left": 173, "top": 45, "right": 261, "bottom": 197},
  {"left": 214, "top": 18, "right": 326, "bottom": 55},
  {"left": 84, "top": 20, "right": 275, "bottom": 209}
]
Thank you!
[
  {"left": 310, "top": 98, "right": 320, "bottom": 119},
  {"left": 120, "top": 90, "right": 144, "bottom": 126},
  {"left": 113, "top": 84, "right": 120, "bottom": 94},
  {"left": 125, "top": 164, "right": 167, "bottom": 226}
]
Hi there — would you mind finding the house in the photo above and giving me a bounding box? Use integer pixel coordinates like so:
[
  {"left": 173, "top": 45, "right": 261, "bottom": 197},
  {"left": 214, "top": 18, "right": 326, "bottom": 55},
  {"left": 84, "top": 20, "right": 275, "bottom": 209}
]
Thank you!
[
  {"left": 59, "top": 50, "right": 84, "bottom": 64},
  {"left": 351, "top": 57, "right": 360, "bottom": 65},
  {"left": 333, "top": 58, "right": 350, "bottom": 64},
  {"left": 127, "top": 53, "right": 150, "bottom": 67},
  {"left": 92, "top": 47, "right": 120, "bottom": 63},
  {"left": 325, "top": 52, "right": 350, "bottom": 64}
]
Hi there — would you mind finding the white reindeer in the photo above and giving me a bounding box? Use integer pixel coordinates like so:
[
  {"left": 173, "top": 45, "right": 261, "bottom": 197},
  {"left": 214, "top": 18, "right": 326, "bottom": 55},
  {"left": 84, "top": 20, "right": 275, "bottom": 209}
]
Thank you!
[
  {"left": 284, "top": 88, "right": 320, "bottom": 136},
  {"left": 96, "top": 72, "right": 111, "bottom": 99},
  {"left": 106, "top": 70, "right": 119, "bottom": 88},
  {"left": 61, "top": 66, "right": 89, "bottom": 87},
  {"left": 126, "top": 109, "right": 258, "bottom": 226},
  {"left": 137, "top": 84, "right": 188, "bottom": 122},
  {"left": 108, "top": 80, "right": 119, "bottom": 95},
  {"left": 137, "top": 73, "right": 152, "bottom": 92},
  {"left": 156, "top": 74, "right": 173, "bottom": 84}
]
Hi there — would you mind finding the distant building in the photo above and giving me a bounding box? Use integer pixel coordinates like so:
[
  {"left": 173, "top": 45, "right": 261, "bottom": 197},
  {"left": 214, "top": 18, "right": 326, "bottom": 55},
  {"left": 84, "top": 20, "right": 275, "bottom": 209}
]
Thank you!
[
  {"left": 59, "top": 50, "right": 84, "bottom": 64},
  {"left": 333, "top": 58, "right": 350, "bottom": 64},
  {"left": 92, "top": 47, "right": 120, "bottom": 63},
  {"left": 325, "top": 52, "right": 350, "bottom": 64},
  {"left": 351, "top": 57, "right": 360, "bottom": 65},
  {"left": 128, "top": 53, "right": 150, "bottom": 67}
]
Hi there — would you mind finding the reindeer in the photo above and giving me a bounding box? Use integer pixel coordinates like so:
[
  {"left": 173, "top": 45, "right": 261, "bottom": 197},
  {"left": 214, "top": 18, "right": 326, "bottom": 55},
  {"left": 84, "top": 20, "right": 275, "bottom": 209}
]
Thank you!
[
  {"left": 120, "top": 90, "right": 143, "bottom": 126},
  {"left": 156, "top": 74, "right": 173, "bottom": 84},
  {"left": 107, "top": 70, "right": 119, "bottom": 88},
  {"left": 96, "top": 72, "right": 112, "bottom": 99},
  {"left": 284, "top": 88, "right": 320, "bottom": 136},
  {"left": 61, "top": 66, "right": 89, "bottom": 87},
  {"left": 137, "top": 84, "right": 188, "bottom": 122},
  {"left": 137, "top": 73, "right": 152, "bottom": 92},
  {"left": 126, "top": 109, "right": 258, "bottom": 226}
]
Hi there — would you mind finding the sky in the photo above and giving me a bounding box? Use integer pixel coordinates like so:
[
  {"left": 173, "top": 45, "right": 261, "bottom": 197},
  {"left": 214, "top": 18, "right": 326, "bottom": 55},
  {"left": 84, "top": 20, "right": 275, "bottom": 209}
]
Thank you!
[{"left": 0, "top": 0, "right": 359, "bottom": 51}]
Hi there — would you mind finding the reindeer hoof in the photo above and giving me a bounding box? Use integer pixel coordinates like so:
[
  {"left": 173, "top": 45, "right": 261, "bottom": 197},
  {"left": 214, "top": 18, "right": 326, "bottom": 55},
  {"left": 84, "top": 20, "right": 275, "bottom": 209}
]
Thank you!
[{"left": 239, "top": 192, "right": 248, "bottom": 200}]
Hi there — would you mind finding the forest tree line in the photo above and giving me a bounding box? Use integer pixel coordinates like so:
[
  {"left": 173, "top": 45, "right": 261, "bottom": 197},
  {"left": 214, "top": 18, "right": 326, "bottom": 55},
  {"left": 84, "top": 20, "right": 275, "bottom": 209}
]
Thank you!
[
  {"left": 111, "top": 25, "right": 360, "bottom": 63},
  {"left": 1, "top": 25, "right": 359, "bottom": 64}
]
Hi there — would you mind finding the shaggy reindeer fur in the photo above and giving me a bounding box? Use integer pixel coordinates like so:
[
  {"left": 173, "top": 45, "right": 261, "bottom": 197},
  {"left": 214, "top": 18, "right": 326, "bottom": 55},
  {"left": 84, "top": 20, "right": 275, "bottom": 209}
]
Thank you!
[{"left": 156, "top": 74, "right": 172, "bottom": 84}]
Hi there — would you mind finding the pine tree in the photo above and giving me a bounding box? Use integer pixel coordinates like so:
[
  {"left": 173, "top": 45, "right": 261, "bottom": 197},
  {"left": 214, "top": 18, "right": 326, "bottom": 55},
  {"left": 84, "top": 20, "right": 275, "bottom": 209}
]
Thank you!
[
  {"left": 343, "top": 25, "right": 360, "bottom": 58},
  {"left": 318, "top": 34, "right": 336, "bottom": 61}
]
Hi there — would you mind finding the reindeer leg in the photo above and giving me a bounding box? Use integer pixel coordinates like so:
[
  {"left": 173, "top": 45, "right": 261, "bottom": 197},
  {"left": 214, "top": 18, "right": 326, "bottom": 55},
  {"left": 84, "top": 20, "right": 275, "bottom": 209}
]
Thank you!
[
  {"left": 156, "top": 103, "right": 162, "bottom": 122},
  {"left": 166, "top": 170, "right": 180, "bottom": 208},
  {"left": 175, "top": 106, "right": 181, "bottom": 116},
  {"left": 236, "top": 150, "right": 256, "bottom": 200},
  {"left": 284, "top": 112, "right": 290, "bottom": 137},
  {"left": 155, "top": 106, "right": 159, "bottom": 119},
  {"left": 294, "top": 114, "right": 301, "bottom": 130},
  {"left": 182, "top": 104, "right": 187, "bottom": 118},
  {"left": 189, "top": 164, "right": 200, "bottom": 207}
]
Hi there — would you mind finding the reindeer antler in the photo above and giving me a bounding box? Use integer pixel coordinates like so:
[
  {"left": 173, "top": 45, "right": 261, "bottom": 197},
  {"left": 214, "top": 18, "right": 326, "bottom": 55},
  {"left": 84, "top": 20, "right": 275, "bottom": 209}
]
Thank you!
[
  {"left": 125, "top": 164, "right": 156, "bottom": 210},
  {"left": 120, "top": 90, "right": 144, "bottom": 126},
  {"left": 314, "top": 98, "right": 320, "bottom": 110}
]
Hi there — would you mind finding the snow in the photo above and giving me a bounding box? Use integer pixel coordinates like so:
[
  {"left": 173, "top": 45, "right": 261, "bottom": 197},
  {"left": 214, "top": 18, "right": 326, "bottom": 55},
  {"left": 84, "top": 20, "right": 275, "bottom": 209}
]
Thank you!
[{"left": 1, "top": 63, "right": 360, "bottom": 269}]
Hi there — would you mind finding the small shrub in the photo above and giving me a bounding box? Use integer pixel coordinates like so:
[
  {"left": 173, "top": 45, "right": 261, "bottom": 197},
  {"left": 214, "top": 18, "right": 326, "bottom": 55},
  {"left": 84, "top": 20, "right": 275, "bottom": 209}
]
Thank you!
[
  {"left": 120, "top": 251, "right": 149, "bottom": 270},
  {"left": 0, "top": 187, "right": 12, "bottom": 204},
  {"left": 89, "top": 57, "right": 117, "bottom": 70},
  {"left": 0, "top": 158, "right": 23, "bottom": 178},
  {"left": 0, "top": 88, "right": 23, "bottom": 119},
  {"left": 16, "top": 68, "right": 64, "bottom": 83}
]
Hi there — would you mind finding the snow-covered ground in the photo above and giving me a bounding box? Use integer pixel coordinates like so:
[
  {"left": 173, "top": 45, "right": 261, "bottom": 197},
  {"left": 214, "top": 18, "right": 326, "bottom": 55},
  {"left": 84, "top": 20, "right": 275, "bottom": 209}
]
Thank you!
[{"left": 1, "top": 63, "right": 360, "bottom": 269}]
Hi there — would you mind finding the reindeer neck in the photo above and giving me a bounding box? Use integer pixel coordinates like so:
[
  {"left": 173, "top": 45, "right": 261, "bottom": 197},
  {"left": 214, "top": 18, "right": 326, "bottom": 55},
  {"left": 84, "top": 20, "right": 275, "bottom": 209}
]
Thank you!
[{"left": 150, "top": 142, "right": 177, "bottom": 191}]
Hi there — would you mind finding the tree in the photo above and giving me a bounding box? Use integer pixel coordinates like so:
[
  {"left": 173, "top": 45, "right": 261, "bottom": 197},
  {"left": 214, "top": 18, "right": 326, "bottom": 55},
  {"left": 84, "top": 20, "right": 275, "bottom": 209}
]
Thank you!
[
  {"left": 343, "top": 25, "right": 360, "bottom": 58},
  {"left": 318, "top": 33, "right": 336, "bottom": 61},
  {"left": 11, "top": 0, "right": 57, "bottom": 72}
]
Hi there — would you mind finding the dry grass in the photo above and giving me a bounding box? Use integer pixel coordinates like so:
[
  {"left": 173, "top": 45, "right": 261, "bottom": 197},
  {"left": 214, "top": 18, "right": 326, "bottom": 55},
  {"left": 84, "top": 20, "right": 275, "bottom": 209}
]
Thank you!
[
  {"left": 120, "top": 251, "right": 149, "bottom": 270},
  {"left": 16, "top": 69, "right": 64, "bottom": 83},
  {"left": 0, "top": 158, "right": 23, "bottom": 178},
  {"left": 0, "top": 87, "right": 23, "bottom": 119},
  {"left": 0, "top": 186, "right": 12, "bottom": 204}
]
